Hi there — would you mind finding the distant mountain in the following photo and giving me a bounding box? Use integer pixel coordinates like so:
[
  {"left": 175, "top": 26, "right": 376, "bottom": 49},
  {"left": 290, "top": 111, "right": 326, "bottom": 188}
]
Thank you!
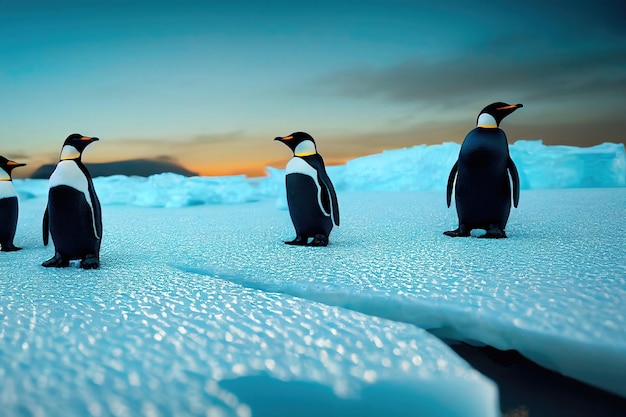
[{"left": 30, "top": 158, "right": 198, "bottom": 179}]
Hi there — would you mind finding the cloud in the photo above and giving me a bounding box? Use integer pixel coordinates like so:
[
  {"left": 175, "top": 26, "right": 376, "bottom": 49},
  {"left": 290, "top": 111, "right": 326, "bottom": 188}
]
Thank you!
[
  {"left": 99, "top": 131, "right": 246, "bottom": 154},
  {"left": 317, "top": 43, "right": 626, "bottom": 109},
  {"left": 154, "top": 155, "right": 177, "bottom": 162},
  {"left": 0, "top": 152, "right": 30, "bottom": 161},
  {"left": 190, "top": 131, "right": 249, "bottom": 145}
]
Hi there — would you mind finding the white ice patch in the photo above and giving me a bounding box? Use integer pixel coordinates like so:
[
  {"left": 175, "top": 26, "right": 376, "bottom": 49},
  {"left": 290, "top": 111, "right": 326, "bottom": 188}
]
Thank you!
[
  {"left": 0, "top": 180, "right": 17, "bottom": 199},
  {"left": 286, "top": 157, "right": 330, "bottom": 217},
  {"left": 49, "top": 160, "right": 99, "bottom": 239}
]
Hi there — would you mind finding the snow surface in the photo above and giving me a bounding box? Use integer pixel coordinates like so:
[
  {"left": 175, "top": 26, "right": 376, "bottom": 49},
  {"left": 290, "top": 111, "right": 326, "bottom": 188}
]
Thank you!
[
  {"left": 2, "top": 198, "right": 498, "bottom": 417},
  {"left": 2, "top": 140, "right": 625, "bottom": 417}
]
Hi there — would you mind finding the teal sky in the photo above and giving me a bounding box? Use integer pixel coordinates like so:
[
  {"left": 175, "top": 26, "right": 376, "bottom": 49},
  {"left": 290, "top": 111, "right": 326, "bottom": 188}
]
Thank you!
[{"left": 1, "top": 0, "right": 625, "bottom": 177}]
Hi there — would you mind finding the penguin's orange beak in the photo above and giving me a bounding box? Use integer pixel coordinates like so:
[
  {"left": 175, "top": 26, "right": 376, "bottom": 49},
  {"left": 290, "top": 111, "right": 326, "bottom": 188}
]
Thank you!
[
  {"left": 7, "top": 161, "right": 26, "bottom": 168},
  {"left": 81, "top": 136, "right": 99, "bottom": 142},
  {"left": 497, "top": 104, "right": 523, "bottom": 111},
  {"left": 274, "top": 135, "right": 293, "bottom": 142}
]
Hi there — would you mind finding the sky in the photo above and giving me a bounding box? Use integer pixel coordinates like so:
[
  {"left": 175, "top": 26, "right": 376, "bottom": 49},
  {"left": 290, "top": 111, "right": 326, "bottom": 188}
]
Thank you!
[{"left": 1, "top": 0, "right": 625, "bottom": 177}]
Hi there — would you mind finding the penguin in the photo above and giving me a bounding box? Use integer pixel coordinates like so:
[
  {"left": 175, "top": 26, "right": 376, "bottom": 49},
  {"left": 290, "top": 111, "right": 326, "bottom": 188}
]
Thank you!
[
  {"left": 444, "top": 102, "right": 522, "bottom": 238},
  {"left": 275, "top": 132, "right": 340, "bottom": 246},
  {"left": 42, "top": 134, "right": 102, "bottom": 269},
  {"left": 0, "top": 156, "right": 26, "bottom": 251}
]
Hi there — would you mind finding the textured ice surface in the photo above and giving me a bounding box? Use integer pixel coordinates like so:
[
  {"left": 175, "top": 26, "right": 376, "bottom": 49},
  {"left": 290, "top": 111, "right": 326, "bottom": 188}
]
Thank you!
[
  {"left": 1, "top": 196, "right": 499, "bottom": 417},
  {"left": 14, "top": 140, "right": 626, "bottom": 208},
  {"left": 3, "top": 142, "right": 626, "bottom": 416},
  {"left": 173, "top": 188, "right": 626, "bottom": 399}
]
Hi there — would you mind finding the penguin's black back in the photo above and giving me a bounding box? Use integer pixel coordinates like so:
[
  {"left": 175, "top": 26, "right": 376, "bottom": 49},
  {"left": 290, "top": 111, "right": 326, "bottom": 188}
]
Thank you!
[
  {"left": 455, "top": 127, "right": 512, "bottom": 229},
  {"left": 48, "top": 185, "right": 101, "bottom": 259},
  {"left": 0, "top": 196, "right": 18, "bottom": 245}
]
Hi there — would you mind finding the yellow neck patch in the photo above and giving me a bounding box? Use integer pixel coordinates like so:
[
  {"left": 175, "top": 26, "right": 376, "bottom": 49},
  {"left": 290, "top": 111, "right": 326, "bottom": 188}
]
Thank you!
[
  {"left": 60, "top": 145, "right": 80, "bottom": 161},
  {"left": 0, "top": 168, "right": 10, "bottom": 181},
  {"left": 294, "top": 140, "right": 317, "bottom": 157}
]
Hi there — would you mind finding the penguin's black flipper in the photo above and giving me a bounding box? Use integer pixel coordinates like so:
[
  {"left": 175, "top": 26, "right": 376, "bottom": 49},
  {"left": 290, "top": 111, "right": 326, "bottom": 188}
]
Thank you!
[
  {"left": 309, "top": 155, "right": 340, "bottom": 226},
  {"left": 446, "top": 161, "right": 458, "bottom": 208},
  {"left": 507, "top": 157, "right": 520, "bottom": 208},
  {"left": 86, "top": 175, "right": 103, "bottom": 240},
  {"left": 320, "top": 172, "right": 340, "bottom": 226},
  {"left": 77, "top": 161, "right": 102, "bottom": 240},
  {"left": 42, "top": 206, "right": 49, "bottom": 246}
]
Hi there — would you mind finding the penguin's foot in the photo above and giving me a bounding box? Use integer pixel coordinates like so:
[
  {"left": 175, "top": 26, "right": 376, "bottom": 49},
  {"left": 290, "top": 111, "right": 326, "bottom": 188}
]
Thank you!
[
  {"left": 80, "top": 254, "right": 100, "bottom": 269},
  {"left": 309, "top": 234, "right": 329, "bottom": 247},
  {"left": 443, "top": 225, "right": 470, "bottom": 237},
  {"left": 479, "top": 225, "right": 507, "bottom": 239},
  {"left": 285, "top": 236, "right": 307, "bottom": 246},
  {"left": 0, "top": 243, "right": 21, "bottom": 252},
  {"left": 42, "top": 253, "right": 69, "bottom": 268}
]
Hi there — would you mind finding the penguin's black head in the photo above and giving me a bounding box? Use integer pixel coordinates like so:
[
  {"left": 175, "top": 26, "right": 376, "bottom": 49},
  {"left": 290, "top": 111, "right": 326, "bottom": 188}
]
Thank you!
[
  {"left": 63, "top": 133, "right": 100, "bottom": 151},
  {"left": 274, "top": 131, "right": 318, "bottom": 156},
  {"left": 0, "top": 156, "right": 26, "bottom": 178},
  {"left": 60, "top": 133, "right": 99, "bottom": 160},
  {"left": 476, "top": 102, "right": 523, "bottom": 128}
]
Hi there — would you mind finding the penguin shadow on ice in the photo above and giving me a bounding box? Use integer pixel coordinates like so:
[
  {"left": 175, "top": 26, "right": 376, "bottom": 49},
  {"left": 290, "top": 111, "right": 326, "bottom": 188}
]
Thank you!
[
  {"left": 0, "top": 156, "right": 27, "bottom": 251},
  {"left": 445, "top": 102, "right": 522, "bottom": 239},
  {"left": 42, "top": 134, "right": 103, "bottom": 269},
  {"left": 275, "top": 132, "right": 340, "bottom": 247}
]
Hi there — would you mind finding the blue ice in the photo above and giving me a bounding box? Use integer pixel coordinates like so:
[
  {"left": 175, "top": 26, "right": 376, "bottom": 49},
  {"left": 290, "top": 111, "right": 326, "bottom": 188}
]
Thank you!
[{"left": 2, "top": 140, "right": 625, "bottom": 416}]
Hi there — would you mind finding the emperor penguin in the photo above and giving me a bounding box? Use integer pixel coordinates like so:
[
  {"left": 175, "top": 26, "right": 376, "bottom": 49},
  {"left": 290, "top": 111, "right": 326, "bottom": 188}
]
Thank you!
[
  {"left": 275, "top": 132, "right": 340, "bottom": 246},
  {"left": 444, "top": 102, "right": 522, "bottom": 238},
  {"left": 42, "top": 134, "right": 102, "bottom": 269},
  {"left": 0, "top": 156, "right": 26, "bottom": 251}
]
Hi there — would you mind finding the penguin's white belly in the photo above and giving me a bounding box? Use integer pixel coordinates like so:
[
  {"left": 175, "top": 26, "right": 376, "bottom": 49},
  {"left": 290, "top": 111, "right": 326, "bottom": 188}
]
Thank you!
[
  {"left": 49, "top": 160, "right": 98, "bottom": 238},
  {"left": 50, "top": 161, "right": 90, "bottom": 194},
  {"left": 286, "top": 157, "right": 329, "bottom": 216},
  {"left": 0, "top": 181, "right": 17, "bottom": 199}
]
